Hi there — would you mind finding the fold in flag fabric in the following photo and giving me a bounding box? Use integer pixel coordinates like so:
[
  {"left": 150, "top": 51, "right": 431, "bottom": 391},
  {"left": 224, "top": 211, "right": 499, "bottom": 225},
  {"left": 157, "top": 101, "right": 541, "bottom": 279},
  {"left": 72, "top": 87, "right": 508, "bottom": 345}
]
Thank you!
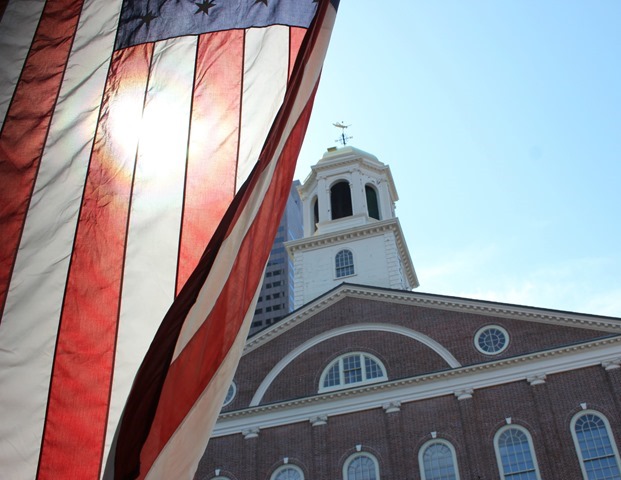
[{"left": 0, "top": 0, "right": 338, "bottom": 478}]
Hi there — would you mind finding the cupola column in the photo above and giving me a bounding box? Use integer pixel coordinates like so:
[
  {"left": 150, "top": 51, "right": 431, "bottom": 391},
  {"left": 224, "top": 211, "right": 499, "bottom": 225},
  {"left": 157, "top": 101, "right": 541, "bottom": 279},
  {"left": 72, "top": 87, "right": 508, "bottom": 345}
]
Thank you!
[
  {"left": 350, "top": 167, "right": 365, "bottom": 217},
  {"left": 317, "top": 175, "right": 330, "bottom": 224}
]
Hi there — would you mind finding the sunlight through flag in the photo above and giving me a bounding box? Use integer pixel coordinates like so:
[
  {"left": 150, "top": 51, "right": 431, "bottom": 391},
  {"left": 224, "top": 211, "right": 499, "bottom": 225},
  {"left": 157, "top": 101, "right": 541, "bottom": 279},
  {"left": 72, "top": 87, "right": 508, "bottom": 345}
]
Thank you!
[{"left": 0, "top": 1, "right": 339, "bottom": 478}]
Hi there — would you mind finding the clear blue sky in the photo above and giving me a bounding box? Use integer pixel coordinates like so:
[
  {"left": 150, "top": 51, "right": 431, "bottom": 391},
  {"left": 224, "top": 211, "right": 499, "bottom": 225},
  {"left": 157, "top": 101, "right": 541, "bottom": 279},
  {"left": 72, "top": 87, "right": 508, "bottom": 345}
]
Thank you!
[{"left": 297, "top": 1, "right": 621, "bottom": 317}]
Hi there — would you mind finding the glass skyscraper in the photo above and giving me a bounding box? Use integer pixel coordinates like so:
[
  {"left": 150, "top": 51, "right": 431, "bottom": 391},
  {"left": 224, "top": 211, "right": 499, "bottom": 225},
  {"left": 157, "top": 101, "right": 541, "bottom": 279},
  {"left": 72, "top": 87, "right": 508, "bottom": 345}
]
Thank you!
[{"left": 249, "top": 180, "right": 302, "bottom": 336}]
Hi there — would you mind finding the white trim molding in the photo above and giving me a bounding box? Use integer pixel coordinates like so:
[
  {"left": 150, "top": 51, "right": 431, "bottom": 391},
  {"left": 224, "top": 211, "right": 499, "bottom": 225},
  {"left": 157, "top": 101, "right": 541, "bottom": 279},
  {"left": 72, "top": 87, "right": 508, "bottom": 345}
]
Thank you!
[
  {"left": 271, "top": 464, "right": 305, "bottom": 480},
  {"left": 602, "top": 357, "right": 621, "bottom": 371},
  {"left": 342, "top": 451, "right": 380, "bottom": 480},
  {"left": 212, "top": 336, "right": 621, "bottom": 438},
  {"left": 494, "top": 425, "right": 542, "bottom": 480},
  {"left": 419, "top": 438, "right": 461, "bottom": 480},
  {"left": 382, "top": 401, "right": 401, "bottom": 414},
  {"left": 454, "top": 389, "right": 473, "bottom": 401},
  {"left": 250, "top": 323, "right": 461, "bottom": 406},
  {"left": 474, "top": 325, "right": 510, "bottom": 355},
  {"left": 571, "top": 409, "right": 621, "bottom": 480},
  {"left": 244, "top": 284, "right": 621, "bottom": 355},
  {"left": 527, "top": 374, "right": 547, "bottom": 386}
]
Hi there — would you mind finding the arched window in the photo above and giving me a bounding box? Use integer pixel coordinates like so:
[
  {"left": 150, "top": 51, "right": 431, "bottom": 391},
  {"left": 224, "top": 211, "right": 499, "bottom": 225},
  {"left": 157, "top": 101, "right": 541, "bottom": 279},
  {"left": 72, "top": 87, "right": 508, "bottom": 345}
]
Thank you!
[
  {"left": 365, "top": 185, "right": 380, "bottom": 220},
  {"left": 223, "top": 382, "right": 236, "bottom": 406},
  {"left": 419, "top": 440, "right": 460, "bottom": 480},
  {"left": 494, "top": 426, "right": 541, "bottom": 480},
  {"left": 335, "top": 249, "right": 354, "bottom": 278},
  {"left": 331, "top": 181, "right": 352, "bottom": 219},
  {"left": 271, "top": 465, "right": 304, "bottom": 480},
  {"left": 320, "top": 352, "right": 387, "bottom": 392},
  {"left": 343, "top": 453, "right": 379, "bottom": 480},
  {"left": 571, "top": 411, "right": 621, "bottom": 479}
]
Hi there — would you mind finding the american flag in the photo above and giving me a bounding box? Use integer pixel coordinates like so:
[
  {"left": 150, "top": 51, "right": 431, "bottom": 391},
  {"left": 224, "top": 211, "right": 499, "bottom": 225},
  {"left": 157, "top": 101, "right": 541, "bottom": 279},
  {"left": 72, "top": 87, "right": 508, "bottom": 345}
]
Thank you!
[{"left": 0, "top": 0, "right": 338, "bottom": 478}]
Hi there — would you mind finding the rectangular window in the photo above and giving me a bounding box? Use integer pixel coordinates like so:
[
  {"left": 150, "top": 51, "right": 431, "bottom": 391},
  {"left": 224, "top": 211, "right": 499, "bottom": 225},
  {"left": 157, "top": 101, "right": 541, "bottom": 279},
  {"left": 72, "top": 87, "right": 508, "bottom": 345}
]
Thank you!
[
  {"left": 365, "top": 357, "right": 383, "bottom": 379},
  {"left": 324, "top": 364, "right": 340, "bottom": 388},
  {"left": 343, "top": 355, "right": 362, "bottom": 384}
]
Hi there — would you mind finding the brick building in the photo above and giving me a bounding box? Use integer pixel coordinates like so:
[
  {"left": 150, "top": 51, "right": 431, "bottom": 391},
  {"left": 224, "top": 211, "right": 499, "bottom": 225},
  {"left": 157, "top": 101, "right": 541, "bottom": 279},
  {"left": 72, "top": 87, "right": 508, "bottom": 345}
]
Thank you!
[{"left": 195, "top": 147, "right": 621, "bottom": 480}]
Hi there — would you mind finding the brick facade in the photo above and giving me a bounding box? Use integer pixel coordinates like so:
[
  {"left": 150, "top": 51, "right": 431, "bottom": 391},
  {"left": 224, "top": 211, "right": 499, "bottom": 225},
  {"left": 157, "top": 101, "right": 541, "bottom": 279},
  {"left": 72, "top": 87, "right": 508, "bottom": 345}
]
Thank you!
[{"left": 195, "top": 285, "right": 621, "bottom": 480}]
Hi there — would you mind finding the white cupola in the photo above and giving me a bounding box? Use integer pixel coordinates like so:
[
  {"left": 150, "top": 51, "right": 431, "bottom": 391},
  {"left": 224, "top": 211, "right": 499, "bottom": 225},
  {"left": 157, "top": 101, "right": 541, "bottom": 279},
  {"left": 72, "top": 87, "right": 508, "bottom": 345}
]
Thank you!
[{"left": 286, "top": 146, "right": 418, "bottom": 309}]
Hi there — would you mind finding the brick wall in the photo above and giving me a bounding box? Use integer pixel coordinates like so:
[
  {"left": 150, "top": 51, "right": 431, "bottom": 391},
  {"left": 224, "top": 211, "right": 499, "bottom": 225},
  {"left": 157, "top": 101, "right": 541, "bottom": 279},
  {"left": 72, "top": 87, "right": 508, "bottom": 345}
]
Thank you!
[
  {"left": 197, "top": 366, "right": 621, "bottom": 479},
  {"left": 225, "top": 296, "right": 609, "bottom": 411}
]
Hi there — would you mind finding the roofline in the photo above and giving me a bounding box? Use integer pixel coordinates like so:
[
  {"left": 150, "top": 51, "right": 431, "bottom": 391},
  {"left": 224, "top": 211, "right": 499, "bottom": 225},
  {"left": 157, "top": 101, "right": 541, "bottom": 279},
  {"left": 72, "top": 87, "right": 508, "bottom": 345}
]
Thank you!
[{"left": 245, "top": 283, "right": 621, "bottom": 354}]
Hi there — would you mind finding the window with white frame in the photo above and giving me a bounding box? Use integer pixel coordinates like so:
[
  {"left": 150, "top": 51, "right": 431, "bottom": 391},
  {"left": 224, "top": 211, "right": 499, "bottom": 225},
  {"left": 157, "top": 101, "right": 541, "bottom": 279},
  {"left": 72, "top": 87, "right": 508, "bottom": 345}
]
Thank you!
[
  {"left": 474, "top": 325, "right": 509, "bottom": 355},
  {"left": 271, "top": 465, "right": 304, "bottom": 480},
  {"left": 319, "top": 352, "right": 387, "bottom": 392},
  {"left": 419, "top": 439, "right": 460, "bottom": 480},
  {"left": 343, "top": 452, "right": 379, "bottom": 480},
  {"left": 494, "top": 426, "right": 541, "bottom": 480},
  {"left": 335, "top": 249, "right": 354, "bottom": 278},
  {"left": 571, "top": 411, "right": 621, "bottom": 480},
  {"left": 222, "top": 382, "right": 236, "bottom": 406}
]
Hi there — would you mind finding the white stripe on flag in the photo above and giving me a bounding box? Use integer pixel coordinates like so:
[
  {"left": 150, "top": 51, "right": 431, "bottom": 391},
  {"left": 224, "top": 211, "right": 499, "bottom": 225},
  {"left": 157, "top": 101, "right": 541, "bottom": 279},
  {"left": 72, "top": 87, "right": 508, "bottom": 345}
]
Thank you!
[
  {"left": 0, "top": 1, "right": 122, "bottom": 477},
  {"left": 236, "top": 26, "right": 289, "bottom": 189},
  {"left": 103, "top": 36, "right": 198, "bottom": 468},
  {"left": 0, "top": 0, "right": 44, "bottom": 127},
  {"left": 171, "top": 25, "right": 289, "bottom": 358},
  {"left": 150, "top": 6, "right": 336, "bottom": 461},
  {"left": 146, "top": 287, "right": 259, "bottom": 479},
  {"left": 174, "top": 0, "right": 336, "bottom": 370}
]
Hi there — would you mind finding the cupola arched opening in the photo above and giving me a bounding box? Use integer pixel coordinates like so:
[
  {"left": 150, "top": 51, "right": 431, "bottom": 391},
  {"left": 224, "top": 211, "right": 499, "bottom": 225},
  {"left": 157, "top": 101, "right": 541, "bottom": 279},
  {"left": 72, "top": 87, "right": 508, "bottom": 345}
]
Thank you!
[
  {"left": 312, "top": 195, "right": 319, "bottom": 233},
  {"left": 365, "top": 184, "right": 380, "bottom": 220},
  {"left": 330, "top": 181, "right": 352, "bottom": 220}
]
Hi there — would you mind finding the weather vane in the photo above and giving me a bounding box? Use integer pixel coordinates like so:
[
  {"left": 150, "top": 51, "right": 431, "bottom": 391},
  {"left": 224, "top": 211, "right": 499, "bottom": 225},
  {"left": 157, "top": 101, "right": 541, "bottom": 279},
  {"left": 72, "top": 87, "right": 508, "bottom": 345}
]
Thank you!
[{"left": 333, "top": 122, "right": 352, "bottom": 146}]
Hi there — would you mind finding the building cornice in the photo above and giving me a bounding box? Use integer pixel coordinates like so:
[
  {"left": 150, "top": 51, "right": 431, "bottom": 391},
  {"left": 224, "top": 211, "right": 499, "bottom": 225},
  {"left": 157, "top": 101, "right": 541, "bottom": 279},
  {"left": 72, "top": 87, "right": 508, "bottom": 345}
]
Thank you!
[
  {"left": 351, "top": 287, "right": 621, "bottom": 332},
  {"left": 286, "top": 218, "right": 398, "bottom": 252},
  {"left": 284, "top": 218, "right": 418, "bottom": 288},
  {"left": 214, "top": 336, "right": 621, "bottom": 437},
  {"left": 245, "top": 284, "right": 621, "bottom": 354}
]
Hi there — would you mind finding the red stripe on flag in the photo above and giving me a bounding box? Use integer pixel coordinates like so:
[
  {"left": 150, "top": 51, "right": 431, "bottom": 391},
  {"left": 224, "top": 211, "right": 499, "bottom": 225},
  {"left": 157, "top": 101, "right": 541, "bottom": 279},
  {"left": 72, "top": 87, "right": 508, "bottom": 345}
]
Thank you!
[
  {"left": 176, "top": 30, "right": 244, "bottom": 293},
  {"left": 139, "top": 91, "right": 317, "bottom": 476},
  {"left": 0, "top": 0, "right": 82, "bottom": 316},
  {"left": 113, "top": 2, "right": 334, "bottom": 477},
  {"left": 289, "top": 27, "right": 307, "bottom": 79},
  {"left": 37, "top": 44, "right": 153, "bottom": 480}
]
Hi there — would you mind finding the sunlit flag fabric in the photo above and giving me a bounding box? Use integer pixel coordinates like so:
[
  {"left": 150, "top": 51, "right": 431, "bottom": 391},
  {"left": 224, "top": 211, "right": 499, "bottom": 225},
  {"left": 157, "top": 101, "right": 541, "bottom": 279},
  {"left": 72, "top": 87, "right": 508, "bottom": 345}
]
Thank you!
[{"left": 0, "top": 0, "right": 338, "bottom": 479}]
